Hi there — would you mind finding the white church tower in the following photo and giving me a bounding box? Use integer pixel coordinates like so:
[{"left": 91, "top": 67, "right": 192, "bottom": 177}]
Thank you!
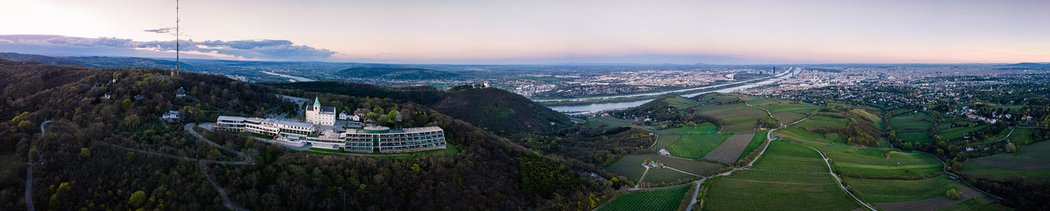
[{"left": 305, "top": 96, "right": 336, "bottom": 126}]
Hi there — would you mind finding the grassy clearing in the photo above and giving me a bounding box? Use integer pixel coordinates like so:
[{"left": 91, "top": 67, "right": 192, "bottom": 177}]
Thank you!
[
  {"left": 664, "top": 96, "right": 699, "bottom": 109},
  {"left": 586, "top": 116, "right": 642, "bottom": 129},
  {"left": 844, "top": 175, "right": 963, "bottom": 203},
  {"left": 666, "top": 134, "right": 731, "bottom": 159},
  {"left": 937, "top": 119, "right": 985, "bottom": 141},
  {"left": 598, "top": 184, "right": 691, "bottom": 211},
  {"left": 1010, "top": 128, "right": 1036, "bottom": 145},
  {"left": 778, "top": 127, "right": 942, "bottom": 178},
  {"left": 962, "top": 140, "right": 1050, "bottom": 181},
  {"left": 737, "top": 132, "right": 768, "bottom": 161},
  {"left": 702, "top": 141, "right": 859, "bottom": 210}
]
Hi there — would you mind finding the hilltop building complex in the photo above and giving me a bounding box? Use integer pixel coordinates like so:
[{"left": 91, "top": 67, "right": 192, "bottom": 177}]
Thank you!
[{"left": 215, "top": 97, "right": 446, "bottom": 153}]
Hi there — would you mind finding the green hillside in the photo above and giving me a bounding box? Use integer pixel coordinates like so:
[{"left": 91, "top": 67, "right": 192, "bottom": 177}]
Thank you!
[{"left": 338, "top": 67, "right": 459, "bottom": 80}]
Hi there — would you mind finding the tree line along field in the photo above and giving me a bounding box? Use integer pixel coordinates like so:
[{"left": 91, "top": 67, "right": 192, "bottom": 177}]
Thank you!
[
  {"left": 700, "top": 141, "right": 860, "bottom": 210},
  {"left": 597, "top": 184, "right": 693, "bottom": 211}
]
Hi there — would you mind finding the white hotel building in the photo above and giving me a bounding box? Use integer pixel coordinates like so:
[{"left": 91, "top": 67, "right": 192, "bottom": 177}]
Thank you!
[{"left": 215, "top": 97, "right": 446, "bottom": 153}]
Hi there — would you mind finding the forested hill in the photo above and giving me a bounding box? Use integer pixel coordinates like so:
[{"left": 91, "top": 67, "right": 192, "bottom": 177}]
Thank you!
[
  {"left": 272, "top": 81, "right": 573, "bottom": 136},
  {"left": 432, "top": 86, "right": 573, "bottom": 135},
  {"left": 337, "top": 67, "right": 459, "bottom": 80},
  {"left": 0, "top": 60, "right": 604, "bottom": 210}
]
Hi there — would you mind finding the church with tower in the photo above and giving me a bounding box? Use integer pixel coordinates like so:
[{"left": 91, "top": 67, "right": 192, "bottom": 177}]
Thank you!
[{"left": 305, "top": 96, "right": 337, "bottom": 126}]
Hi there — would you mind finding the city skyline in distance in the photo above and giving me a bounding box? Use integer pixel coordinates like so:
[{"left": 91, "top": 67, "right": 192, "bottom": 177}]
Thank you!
[{"left": 1, "top": 0, "right": 1049, "bottom": 64}]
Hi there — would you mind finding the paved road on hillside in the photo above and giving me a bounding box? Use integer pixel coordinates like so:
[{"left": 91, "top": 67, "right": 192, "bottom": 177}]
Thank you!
[{"left": 24, "top": 120, "right": 50, "bottom": 211}]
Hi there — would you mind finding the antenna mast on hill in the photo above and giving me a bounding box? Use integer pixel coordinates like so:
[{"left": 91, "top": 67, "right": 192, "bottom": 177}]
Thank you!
[{"left": 172, "top": 0, "right": 180, "bottom": 77}]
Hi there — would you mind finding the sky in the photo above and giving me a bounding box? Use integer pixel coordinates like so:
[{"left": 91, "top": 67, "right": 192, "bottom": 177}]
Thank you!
[{"left": 1, "top": 0, "right": 1049, "bottom": 64}]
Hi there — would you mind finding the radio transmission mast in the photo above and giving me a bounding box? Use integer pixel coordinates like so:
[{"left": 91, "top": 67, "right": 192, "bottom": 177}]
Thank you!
[{"left": 172, "top": 0, "right": 180, "bottom": 77}]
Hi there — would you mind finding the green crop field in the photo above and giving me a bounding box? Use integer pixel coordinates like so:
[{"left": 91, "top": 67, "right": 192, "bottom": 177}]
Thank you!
[
  {"left": 666, "top": 134, "right": 731, "bottom": 159},
  {"left": 698, "top": 103, "right": 765, "bottom": 133},
  {"left": 778, "top": 127, "right": 942, "bottom": 178},
  {"left": 737, "top": 131, "right": 768, "bottom": 161},
  {"left": 1010, "top": 128, "right": 1036, "bottom": 145},
  {"left": 701, "top": 141, "right": 859, "bottom": 211},
  {"left": 890, "top": 112, "right": 933, "bottom": 143},
  {"left": 844, "top": 175, "right": 962, "bottom": 203},
  {"left": 606, "top": 153, "right": 724, "bottom": 184},
  {"left": 598, "top": 184, "right": 691, "bottom": 211},
  {"left": 962, "top": 140, "right": 1050, "bottom": 181},
  {"left": 743, "top": 97, "right": 818, "bottom": 124},
  {"left": 661, "top": 122, "right": 719, "bottom": 135}
]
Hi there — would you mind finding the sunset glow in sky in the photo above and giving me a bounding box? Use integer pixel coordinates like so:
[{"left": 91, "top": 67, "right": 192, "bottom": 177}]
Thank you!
[{"left": 1, "top": 0, "right": 1048, "bottom": 64}]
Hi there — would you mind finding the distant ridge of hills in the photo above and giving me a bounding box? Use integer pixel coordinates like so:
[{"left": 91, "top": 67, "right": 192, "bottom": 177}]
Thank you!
[
  {"left": 0, "top": 52, "right": 192, "bottom": 70},
  {"left": 272, "top": 81, "right": 572, "bottom": 135},
  {"left": 337, "top": 67, "right": 459, "bottom": 80},
  {"left": 1003, "top": 62, "right": 1050, "bottom": 69}
]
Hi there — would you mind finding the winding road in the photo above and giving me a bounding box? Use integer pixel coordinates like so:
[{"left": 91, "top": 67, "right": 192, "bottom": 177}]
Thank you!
[{"left": 24, "top": 120, "right": 51, "bottom": 211}]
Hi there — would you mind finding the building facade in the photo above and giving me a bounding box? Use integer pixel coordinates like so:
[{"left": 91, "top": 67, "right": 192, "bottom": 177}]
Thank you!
[
  {"left": 215, "top": 115, "right": 446, "bottom": 153},
  {"left": 305, "top": 96, "right": 336, "bottom": 126}
]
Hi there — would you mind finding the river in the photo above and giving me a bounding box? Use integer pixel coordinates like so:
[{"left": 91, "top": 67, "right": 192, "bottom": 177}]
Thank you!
[{"left": 546, "top": 68, "right": 799, "bottom": 114}]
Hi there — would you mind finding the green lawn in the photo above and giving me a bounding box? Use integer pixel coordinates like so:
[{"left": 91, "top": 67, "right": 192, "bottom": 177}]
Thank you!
[
  {"left": 1010, "top": 128, "right": 1036, "bottom": 145},
  {"left": 962, "top": 140, "right": 1050, "bottom": 181},
  {"left": 737, "top": 131, "right": 768, "bottom": 161},
  {"left": 702, "top": 141, "right": 859, "bottom": 210},
  {"left": 844, "top": 175, "right": 963, "bottom": 203},
  {"left": 666, "top": 134, "right": 731, "bottom": 159},
  {"left": 598, "top": 184, "right": 691, "bottom": 211}
]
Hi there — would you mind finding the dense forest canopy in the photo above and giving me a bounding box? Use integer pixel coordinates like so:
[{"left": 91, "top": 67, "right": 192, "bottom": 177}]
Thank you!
[{"left": 0, "top": 60, "right": 612, "bottom": 210}]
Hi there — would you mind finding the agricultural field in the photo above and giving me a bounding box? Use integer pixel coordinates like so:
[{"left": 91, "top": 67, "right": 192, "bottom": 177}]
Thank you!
[
  {"left": 597, "top": 184, "right": 692, "bottom": 211},
  {"left": 795, "top": 114, "right": 849, "bottom": 130},
  {"left": 962, "top": 140, "right": 1050, "bottom": 181},
  {"left": 697, "top": 103, "right": 766, "bottom": 133},
  {"left": 849, "top": 109, "right": 883, "bottom": 128},
  {"left": 703, "top": 133, "right": 757, "bottom": 164},
  {"left": 1010, "top": 128, "right": 1037, "bottom": 145},
  {"left": 742, "top": 97, "right": 819, "bottom": 124},
  {"left": 843, "top": 175, "right": 964, "bottom": 203},
  {"left": 938, "top": 119, "right": 986, "bottom": 141},
  {"left": 890, "top": 112, "right": 934, "bottom": 143},
  {"left": 606, "top": 153, "right": 724, "bottom": 184},
  {"left": 661, "top": 122, "right": 719, "bottom": 135},
  {"left": 666, "top": 133, "right": 730, "bottom": 160},
  {"left": 940, "top": 198, "right": 1012, "bottom": 211},
  {"left": 737, "top": 131, "right": 768, "bottom": 161},
  {"left": 777, "top": 127, "right": 942, "bottom": 178},
  {"left": 701, "top": 141, "right": 860, "bottom": 210}
]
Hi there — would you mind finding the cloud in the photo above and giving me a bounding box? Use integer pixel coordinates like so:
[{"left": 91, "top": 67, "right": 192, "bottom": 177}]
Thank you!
[
  {"left": 144, "top": 28, "right": 174, "bottom": 34},
  {"left": 0, "top": 34, "right": 337, "bottom": 61}
]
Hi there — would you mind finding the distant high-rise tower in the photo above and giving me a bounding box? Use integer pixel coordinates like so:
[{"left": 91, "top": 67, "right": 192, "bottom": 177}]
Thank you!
[{"left": 772, "top": 66, "right": 776, "bottom": 74}]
